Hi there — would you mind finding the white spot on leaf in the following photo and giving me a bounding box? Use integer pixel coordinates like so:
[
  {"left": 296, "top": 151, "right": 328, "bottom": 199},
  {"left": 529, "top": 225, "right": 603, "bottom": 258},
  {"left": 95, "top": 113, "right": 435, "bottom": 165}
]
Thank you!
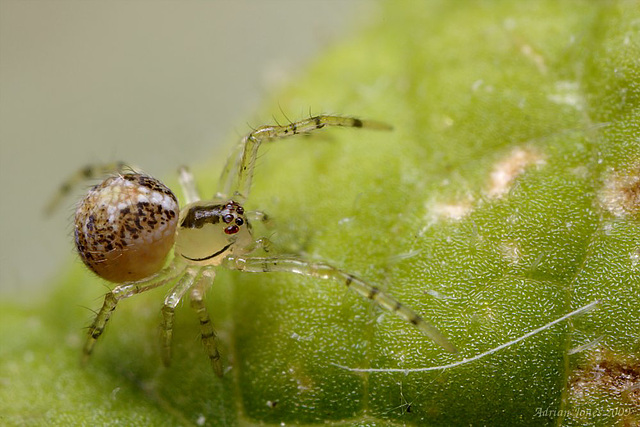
[
  {"left": 487, "top": 146, "right": 546, "bottom": 198},
  {"left": 598, "top": 163, "right": 640, "bottom": 218}
]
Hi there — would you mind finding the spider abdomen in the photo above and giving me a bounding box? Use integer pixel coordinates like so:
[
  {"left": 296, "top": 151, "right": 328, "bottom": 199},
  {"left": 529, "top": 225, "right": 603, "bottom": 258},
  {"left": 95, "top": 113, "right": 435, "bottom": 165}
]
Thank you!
[{"left": 74, "top": 174, "right": 179, "bottom": 282}]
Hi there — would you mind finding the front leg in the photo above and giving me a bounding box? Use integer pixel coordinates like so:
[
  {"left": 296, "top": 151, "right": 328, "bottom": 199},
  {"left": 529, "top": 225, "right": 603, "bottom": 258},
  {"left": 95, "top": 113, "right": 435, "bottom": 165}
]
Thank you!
[
  {"left": 222, "top": 255, "right": 457, "bottom": 353},
  {"left": 246, "top": 210, "right": 272, "bottom": 228},
  {"left": 217, "top": 115, "right": 392, "bottom": 202}
]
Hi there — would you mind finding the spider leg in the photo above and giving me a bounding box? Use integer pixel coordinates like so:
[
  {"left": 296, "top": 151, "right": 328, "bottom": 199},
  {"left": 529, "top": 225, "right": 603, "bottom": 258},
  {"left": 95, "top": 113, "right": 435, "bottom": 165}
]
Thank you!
[
  {"left": 222, "top": 255, "right": 457, "bottom": 353},
  {"left": 246, "top": 211, "right": 275, "bottom": 241},
  {"left": 160, "top": 267, "right": 200, "bottom": 367},
  {"left": 246, "top": 210, "right": 271, "bottom": 226},
  {"left": 242, "top": 237, "right": 275, "bottom": 255},
  {"left": 217, "top": 115, "right": 392, "bottom": 203},
  {"left": 45, "top": 161, "right": 130, "bottom": 215},
  {"left": 178, "top": 166, "right": 201, "bottom": 204},
  {"left": 189, "top": 269, "right": 223, "bottom": 376},
  {"left": 83, "top": 264, "right": 182, "bottom": 363}
]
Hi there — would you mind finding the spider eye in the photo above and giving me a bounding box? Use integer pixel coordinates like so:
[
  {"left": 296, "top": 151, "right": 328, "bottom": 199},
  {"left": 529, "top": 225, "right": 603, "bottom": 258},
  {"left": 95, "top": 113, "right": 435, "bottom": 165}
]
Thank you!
[
  {"left": 224, "top": 225, "right": 239, "bottom": 235},
  {"left": 74, "top": 174, "right": 179, "bottom": 282}
]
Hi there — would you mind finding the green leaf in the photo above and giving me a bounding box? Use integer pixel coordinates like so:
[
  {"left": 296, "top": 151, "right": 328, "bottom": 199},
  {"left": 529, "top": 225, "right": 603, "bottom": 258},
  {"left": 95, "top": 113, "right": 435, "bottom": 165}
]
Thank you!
[{"left": 2, "top": 1, "right": 638, "bottom": 425}]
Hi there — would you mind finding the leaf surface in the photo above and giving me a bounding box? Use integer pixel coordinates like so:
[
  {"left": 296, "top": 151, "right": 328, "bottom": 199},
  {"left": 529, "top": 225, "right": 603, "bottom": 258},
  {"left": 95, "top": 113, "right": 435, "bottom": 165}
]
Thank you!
[{"left": 2, "top": 1, "right": 638, "bottom": 426}]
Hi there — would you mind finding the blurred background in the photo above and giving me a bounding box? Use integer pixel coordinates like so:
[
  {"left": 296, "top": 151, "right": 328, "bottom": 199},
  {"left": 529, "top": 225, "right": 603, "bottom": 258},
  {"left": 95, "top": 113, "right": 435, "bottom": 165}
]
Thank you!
[{"left": 0, "top": 0, "right": 375, "bottom": 298}]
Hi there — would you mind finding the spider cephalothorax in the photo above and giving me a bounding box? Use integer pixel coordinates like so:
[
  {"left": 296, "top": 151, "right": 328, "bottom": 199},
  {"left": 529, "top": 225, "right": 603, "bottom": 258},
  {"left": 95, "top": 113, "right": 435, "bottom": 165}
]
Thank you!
[{"left": 175, "top": 200, "right": 253, "bottom": 265}]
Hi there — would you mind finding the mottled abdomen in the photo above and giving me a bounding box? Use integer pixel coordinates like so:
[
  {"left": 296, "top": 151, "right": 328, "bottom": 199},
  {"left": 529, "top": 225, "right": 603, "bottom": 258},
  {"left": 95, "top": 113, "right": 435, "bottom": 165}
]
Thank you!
[{"left": 74, "top": 174, "right": 180, "bottom": 282}]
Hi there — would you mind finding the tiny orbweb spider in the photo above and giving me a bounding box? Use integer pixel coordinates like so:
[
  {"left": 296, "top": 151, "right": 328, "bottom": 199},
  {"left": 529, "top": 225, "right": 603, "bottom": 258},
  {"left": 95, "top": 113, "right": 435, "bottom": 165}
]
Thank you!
[{"left": 52, "top": 115, "right": 457, "bottom": 377}]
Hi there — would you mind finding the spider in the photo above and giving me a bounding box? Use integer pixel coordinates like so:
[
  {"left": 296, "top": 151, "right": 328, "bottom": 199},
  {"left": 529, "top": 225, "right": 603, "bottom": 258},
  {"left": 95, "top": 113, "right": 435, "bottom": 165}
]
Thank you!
[{"left": 51, "top": 115, "right": 456, "bottom": 377}]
